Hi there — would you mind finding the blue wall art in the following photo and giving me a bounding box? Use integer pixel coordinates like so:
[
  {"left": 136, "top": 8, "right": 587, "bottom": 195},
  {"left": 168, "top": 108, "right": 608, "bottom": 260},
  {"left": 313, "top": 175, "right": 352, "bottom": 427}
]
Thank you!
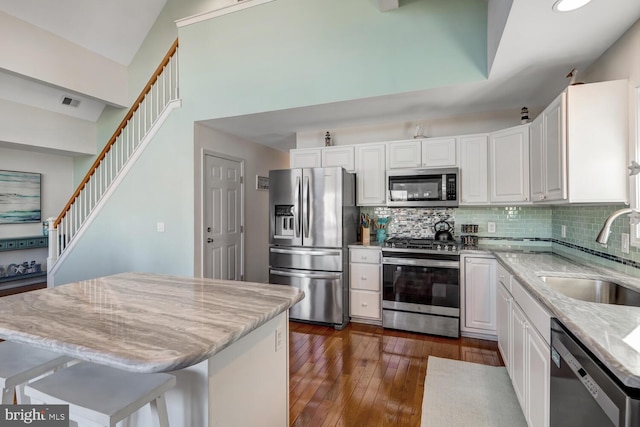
[{"left": 0, "top": 170, "right": 41, "bottom": 224}]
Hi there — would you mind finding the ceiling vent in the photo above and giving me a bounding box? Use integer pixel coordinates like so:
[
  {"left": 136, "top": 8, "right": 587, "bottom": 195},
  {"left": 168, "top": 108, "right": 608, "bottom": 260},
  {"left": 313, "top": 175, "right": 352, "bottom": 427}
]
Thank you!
[{"left": 60, "top": 96, "right": 81, "bottom": 107}]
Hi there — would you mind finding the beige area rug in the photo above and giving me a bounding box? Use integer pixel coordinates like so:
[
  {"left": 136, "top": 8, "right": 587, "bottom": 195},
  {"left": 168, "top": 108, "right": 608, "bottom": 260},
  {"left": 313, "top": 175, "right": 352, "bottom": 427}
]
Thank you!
[{"left": 421, "top": 356, "right": 527, "bottom": 427}]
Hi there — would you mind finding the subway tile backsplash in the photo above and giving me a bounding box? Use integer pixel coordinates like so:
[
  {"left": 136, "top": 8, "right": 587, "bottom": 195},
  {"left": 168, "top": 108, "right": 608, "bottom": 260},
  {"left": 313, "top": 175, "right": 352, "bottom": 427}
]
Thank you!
[{"left": 358, "top": 204, "right": 640, "bottom": 273}]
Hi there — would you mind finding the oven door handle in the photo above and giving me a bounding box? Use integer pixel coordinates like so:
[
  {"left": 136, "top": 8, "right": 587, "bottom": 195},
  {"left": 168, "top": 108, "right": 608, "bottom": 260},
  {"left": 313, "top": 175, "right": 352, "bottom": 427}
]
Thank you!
[{"left": 382, "top": 257, "right": 459, "bottom": 269}]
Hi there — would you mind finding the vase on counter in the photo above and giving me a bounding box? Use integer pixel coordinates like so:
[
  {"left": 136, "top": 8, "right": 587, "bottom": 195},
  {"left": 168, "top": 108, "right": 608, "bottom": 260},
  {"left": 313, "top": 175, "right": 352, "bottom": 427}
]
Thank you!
[{"left": 376, "top": 228, "right": 387, "bottom": 244}]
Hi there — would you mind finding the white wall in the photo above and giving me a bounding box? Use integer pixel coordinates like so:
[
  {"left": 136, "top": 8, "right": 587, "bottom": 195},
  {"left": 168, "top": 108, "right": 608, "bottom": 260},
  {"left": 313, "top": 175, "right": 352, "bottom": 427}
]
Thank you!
[
  {"left": 295, "top": 108, "right": 541, "bottom": 148},
  {"left": 194, "top": 123, "right": 289, "bottom": 282},
  {"left": 0, "top": 11, "right": 128, "bottom": 107},
  {"left": 0, "top": 98, "right": 96, "bottom": 155},
  {"left": 0, "top": 146, "right": 74, "bottom": 238}
]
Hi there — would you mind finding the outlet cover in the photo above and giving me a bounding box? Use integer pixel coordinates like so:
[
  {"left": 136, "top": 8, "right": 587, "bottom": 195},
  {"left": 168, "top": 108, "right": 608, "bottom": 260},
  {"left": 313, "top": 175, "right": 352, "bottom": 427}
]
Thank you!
[
  {"left": 488, "top": 222, "right": 496, "bottom": 233},
  {"left": 561, "top": 225, "right": 567, "bottom": 238},
  {"left": 157, "top": 222, "right": 165, "bottom": 233}
]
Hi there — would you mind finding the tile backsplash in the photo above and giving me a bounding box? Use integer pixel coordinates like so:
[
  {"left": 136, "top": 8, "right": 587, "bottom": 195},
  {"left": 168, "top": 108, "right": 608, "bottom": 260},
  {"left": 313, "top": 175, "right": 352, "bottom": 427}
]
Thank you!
[{"left": 359, "top": 203, "right": 640, "bottom": 273}]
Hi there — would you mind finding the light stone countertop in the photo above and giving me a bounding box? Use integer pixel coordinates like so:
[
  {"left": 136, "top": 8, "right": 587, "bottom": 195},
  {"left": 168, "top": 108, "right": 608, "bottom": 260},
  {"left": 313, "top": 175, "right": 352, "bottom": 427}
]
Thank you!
[
  {"left": 493, "top": 252, "right": 640, "bottom": 388},
  {"left": 0, "top": 272, "right": 304, "bottom": 373}
]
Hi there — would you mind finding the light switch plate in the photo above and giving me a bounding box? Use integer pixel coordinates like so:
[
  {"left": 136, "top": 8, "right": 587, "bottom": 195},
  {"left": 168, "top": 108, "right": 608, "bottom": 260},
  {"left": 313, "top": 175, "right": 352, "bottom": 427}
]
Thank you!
[
  {"left": 561, "top": 225, "right": 567, "bottom": 238},
  {"left": 622, "top": 233, "right": 630, "bottom": 254},
  {"left": 156, "top": 222, "right": 165, "bottom": 233},
  {"left": 488, "top": 222, "right": 496, "bottom": 233}
]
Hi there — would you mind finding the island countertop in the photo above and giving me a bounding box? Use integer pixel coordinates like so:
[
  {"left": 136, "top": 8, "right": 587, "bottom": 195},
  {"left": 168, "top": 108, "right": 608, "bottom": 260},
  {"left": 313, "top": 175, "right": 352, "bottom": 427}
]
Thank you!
[
  {"left": 0, "top": 272, "right": 304, "bottom": 373},
  {"left": 493, "top": 252, "right": 640, "bottom": 388}
]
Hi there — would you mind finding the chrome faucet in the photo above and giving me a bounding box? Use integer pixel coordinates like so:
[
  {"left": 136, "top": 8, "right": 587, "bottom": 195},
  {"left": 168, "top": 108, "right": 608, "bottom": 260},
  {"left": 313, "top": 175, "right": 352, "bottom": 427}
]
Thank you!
[{"left": 595, "top": 208, "right": 635, "bottom": 246}]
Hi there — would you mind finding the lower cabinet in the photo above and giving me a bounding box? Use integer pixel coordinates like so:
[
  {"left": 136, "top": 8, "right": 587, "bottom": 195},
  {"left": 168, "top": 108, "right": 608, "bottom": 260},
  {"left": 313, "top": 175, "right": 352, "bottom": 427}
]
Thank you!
[
  {"left": 349, "top": 247, "right": 382, "bottom": 324},
  {"left": 461, "top": 255, "right": 497, "bottom": 338},
  {"left": 497, "top": 266, "right": 551, "bottom": 427}
]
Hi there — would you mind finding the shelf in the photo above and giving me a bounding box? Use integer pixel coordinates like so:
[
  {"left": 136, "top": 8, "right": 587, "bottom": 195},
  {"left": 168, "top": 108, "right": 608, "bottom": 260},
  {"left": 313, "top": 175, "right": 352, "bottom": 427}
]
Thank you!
[
  {"left": 0, "top": 271, "right": 46, "bottom": 284},
  {"left": 0, "top": 236, "right": 48, "bottom": 251}
]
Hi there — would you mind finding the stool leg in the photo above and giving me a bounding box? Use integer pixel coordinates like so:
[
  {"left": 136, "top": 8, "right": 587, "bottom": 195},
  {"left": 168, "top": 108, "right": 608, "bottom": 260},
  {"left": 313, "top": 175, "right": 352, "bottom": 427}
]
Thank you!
[
  {"left": 1, "top": 387, "right": 14, "bottom": 404},
  {"left": 15, "top": 384, "right": 28, "bottom": 404},
  {"left": 149, "top": 394, "right": 169, "bottom": 427}
]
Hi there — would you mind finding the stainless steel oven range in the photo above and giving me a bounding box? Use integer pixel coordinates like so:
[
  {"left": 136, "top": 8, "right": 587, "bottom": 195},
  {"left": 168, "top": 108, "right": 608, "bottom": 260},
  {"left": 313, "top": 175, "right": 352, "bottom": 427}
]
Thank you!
[{"left": 382, "top": 238, "right": 460, "bottom": 338}]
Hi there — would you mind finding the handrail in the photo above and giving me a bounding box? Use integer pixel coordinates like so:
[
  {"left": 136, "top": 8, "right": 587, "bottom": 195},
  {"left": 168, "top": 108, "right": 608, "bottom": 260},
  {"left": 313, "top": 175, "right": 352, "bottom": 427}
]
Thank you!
[{"left": 54, "top": 38, "right": 179, "bottom": 228}]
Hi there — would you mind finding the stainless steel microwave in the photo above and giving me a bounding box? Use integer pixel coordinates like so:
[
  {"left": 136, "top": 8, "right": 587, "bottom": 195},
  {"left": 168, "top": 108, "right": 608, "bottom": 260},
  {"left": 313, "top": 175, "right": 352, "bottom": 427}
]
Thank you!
[{"left": 386, "top": 168, "right": 459, "bottom": 207}]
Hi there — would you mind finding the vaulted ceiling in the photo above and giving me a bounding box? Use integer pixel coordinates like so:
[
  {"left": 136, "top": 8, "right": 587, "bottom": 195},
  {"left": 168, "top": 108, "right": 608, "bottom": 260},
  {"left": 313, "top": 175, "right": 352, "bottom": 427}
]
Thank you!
[{"left": 1, "top": 0, "right": 640, "bottom": 151}]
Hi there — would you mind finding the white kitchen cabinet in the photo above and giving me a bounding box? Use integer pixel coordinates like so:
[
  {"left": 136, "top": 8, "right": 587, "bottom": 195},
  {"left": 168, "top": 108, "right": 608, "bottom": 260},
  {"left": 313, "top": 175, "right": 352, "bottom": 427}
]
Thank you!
[
  {"left": 459, "top": 134, "right": 489, "bottom": 205},
  {"left": 387, "top": 140, "right": 421, "bottom": 169},
  {"left": 349, "top": 247, "right": 382, "bottom": 324},
  {"left": 355, "top": 143, "right": 386, "bottom": 206},
  {"left": 496, "top": 282, "right": 512, "bottom": 371},
  {"left": 290, "top": 148, "right": 322, "bottom": 168},
  {"left": 489, "top": 125, "right": 530, "bottom": 204},
  {"left": 290, "top": 146, "right": 355, "bottom": 171},
  {"left": 321, "top": 146, "right": 355, "bottom": 172},
  {"left": 526, "top": 325, "right": 550, "bottom": 427},
  {"left": 510, "top": 302, "right": 528, "bottom": 411},
  {"left": 497, "top": 263, "right": 552, "bottom": 427},
  {"left": 531, "top": 79, "right": 628, "bottom": 204},
  {"left": 422, "top": 137, "right": 457, "bottom": 167},
  {"left": 461, "top": 255, "right": 497, "bottom": 338},
  {"left": 387, "top": 137, "right": 457, "bottom": 169}
]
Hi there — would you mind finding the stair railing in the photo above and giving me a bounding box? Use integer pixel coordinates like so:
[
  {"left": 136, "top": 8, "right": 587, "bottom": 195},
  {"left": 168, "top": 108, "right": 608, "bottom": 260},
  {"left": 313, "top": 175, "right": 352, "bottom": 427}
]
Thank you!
[{"left": 48, "top": 39, "right": 179, "bottom": 269}]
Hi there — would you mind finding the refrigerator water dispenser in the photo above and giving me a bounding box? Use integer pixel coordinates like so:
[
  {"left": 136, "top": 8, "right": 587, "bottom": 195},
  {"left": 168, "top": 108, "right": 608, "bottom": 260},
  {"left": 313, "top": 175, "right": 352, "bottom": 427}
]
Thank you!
[{"left": 274, "top": 205, "right": 295, "bottom": 238}]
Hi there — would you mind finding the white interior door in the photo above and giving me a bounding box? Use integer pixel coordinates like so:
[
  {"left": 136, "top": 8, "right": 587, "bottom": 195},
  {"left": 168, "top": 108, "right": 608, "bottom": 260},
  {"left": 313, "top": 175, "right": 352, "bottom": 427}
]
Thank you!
[{"left": 204, "top": 154, "right": 243, "bottom": 280}]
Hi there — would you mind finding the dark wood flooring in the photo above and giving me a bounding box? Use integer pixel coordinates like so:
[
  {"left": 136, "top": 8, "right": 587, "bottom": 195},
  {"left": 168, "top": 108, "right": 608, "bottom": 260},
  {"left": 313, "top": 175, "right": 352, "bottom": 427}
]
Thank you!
[{"left": 289, "top": 321, "right": 503, "bottom": 427}]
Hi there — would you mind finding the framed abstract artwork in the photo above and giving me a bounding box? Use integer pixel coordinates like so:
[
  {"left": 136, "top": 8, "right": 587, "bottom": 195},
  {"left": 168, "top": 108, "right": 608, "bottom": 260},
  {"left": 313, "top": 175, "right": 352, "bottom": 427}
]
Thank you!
[{"left": 0, "top": 170, "right": 41, "bottom": 224}]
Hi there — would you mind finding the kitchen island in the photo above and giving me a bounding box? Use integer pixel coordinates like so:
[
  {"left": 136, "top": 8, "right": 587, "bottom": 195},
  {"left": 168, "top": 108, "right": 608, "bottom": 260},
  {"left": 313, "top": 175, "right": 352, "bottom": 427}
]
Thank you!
[{"left": 0, "top": 272, "right": 304, "bottom": 426}]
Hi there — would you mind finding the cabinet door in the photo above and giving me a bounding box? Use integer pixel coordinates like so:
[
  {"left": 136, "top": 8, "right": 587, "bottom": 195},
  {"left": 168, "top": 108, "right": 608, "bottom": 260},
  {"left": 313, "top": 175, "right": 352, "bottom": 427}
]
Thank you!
[
  {"left": 356, "top": 144, "right": 386, "bottom": 205},
  {"left": 526, "top": 326, "right": 550, "bottom": 427},
  {"left": 543, "top": 93, "right": 567, "bottom": 201},
  {"left": 496, "top": 283, "right": 511, "bottom": 372},
  {"left": 422, "top": 137, "right": 457, "bottom": 167},
  {"left": 350, "top": 263, "right": 380, "bottom": 291},
  {"left": 387, "top": 140, "right": 421, "bottom": 169},
  {"left": 510, "top": 303, "right": 527, "bottom": 411},
  {"left": 290, "top": 148, "right": 322, "bottom": 168},
  {"left": 530, "top": 114, "right": 545, "bottom": 202},
  {"left": 489, "top": 125, "right": 530, "bottom": 204},
  {"left": 463, "top": 256, "right": 497, "bottom": 333},
  {"left": 350, "top": 290, "right": 381, "bottom": 319},
  {"left": 322, "top": 146, "right": 355, "bottom": 172},
  {"left": 459, "top": 135, "right": 489, "bottom": 205}
]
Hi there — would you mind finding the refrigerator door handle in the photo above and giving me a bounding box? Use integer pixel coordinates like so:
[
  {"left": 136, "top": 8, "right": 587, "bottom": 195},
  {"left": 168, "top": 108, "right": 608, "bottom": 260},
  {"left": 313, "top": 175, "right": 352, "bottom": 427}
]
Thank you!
[
  {"left": 303, "top": 175, "right": 310, "bottom": 238},
  {"left": 270, "top": 269, "right": 341, "bottom": 280},
  {"left": 294, "top": 176, "right": 301, "bottom": 238},
  {"left": 270, "top": 248, "right": 342, "bottom": 256}
]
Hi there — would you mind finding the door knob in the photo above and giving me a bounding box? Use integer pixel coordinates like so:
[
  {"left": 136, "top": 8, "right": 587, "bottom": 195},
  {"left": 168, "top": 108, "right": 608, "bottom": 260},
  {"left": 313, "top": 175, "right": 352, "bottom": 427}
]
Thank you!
[{"left": 207, "top": 238, "right": 214, "bottom": 243}]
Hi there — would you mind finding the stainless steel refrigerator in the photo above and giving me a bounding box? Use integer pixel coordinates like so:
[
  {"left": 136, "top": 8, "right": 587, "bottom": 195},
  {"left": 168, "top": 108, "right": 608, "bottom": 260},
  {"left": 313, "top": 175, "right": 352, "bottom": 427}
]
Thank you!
[{"left": 268, "top": 167, "right": 357, "bottom": 330}]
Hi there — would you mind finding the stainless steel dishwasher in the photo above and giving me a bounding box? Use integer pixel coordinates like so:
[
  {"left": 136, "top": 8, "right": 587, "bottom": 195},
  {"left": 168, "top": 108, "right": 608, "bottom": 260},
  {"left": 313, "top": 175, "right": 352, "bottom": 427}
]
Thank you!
[{"left": 550, "top": 319, "right": 640, "bottom": 426}]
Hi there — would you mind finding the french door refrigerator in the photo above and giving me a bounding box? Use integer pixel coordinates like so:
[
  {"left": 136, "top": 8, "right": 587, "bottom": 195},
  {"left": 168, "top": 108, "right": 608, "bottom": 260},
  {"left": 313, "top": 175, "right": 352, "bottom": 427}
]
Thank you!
[{"left": 268, "top": 167, "right": 357, "bottom": 330}]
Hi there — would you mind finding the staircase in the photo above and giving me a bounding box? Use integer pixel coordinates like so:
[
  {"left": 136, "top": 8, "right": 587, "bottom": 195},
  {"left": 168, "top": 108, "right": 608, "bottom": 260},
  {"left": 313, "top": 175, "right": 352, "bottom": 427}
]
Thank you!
[{"left": 47, "top": 39, "right": 180, "bottom": 282}]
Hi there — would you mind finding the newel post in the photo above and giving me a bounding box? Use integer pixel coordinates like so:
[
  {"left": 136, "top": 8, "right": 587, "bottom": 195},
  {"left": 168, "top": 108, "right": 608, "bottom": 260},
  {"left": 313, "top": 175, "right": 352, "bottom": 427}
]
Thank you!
[{"left": 47, "top": 217, "right": 58, "bottom": 288}]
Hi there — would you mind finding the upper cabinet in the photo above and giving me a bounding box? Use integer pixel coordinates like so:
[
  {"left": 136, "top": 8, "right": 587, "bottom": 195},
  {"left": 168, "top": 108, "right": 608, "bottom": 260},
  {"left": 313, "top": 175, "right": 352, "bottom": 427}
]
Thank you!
[
  {"left": 322, "top": 146, "right": 355, "bottom": 171},
  {"left": 290, "top": 148, "right": 321, "bottom": 168},
  {"left": 387, "top": 138, "right": 457, "bottom": 169},
  {"left": 422, "top": 137, "right": 457, "bottom": 168},
  {"left": 290, "top": 146, "right": 355, "bottom": 172},
  {"left": 489, "top": 124, "right": 530, "bottom": 204},
  {"left": 459, "top": 134, "right": 489, "bottom": 205},
  {"left": 356, "top": 143, "right": 386, "bottom": 206},
  {"left": 530, "top": 80, "right": 629, "bottom": 204}
]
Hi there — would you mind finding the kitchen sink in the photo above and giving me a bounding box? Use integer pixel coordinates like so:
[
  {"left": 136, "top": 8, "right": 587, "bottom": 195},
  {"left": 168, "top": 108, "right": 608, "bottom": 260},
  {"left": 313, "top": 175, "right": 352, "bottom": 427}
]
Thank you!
[{"left": 539, "top": 275, "right": 640, "bottom": 307}]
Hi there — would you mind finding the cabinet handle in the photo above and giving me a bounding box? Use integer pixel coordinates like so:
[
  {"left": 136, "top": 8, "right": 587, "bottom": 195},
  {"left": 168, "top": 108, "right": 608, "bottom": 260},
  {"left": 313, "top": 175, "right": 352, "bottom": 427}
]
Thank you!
[
  {"left": 362, "top": 302, "right": 368, "bottom": 307},
  {"left": 524, "top": 197, "right": 528, "bottom": 201},
  {"left": 538, "top": 194, "right": 545, "bottom": 201},
  {"left": 361, "top": 276, "right": 367, "bottom": 280},
  {"left": 362, "top": 256, "right": 368, "bottom": 260}
]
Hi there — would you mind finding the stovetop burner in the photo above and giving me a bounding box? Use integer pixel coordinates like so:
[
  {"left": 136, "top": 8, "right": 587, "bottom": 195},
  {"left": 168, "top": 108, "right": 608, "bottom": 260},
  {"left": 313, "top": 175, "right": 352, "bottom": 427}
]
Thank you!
[{"left": 383, "top": 237, "right": 460, "bottom": 253}]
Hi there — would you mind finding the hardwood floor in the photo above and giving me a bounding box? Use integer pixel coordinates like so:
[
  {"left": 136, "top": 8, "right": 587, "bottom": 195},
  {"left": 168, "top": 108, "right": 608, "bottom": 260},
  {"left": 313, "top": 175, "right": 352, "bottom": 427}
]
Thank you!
[{"left": 289, "top": 321, "right": 503, "bottom": 427}]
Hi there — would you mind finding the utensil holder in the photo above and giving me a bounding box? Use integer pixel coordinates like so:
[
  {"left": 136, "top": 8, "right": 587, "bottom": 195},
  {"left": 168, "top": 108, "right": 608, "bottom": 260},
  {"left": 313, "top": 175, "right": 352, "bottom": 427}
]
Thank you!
[
  {"left": 376, "top": 228, "right": 387, "bottom": 244},
  {"left": 361, "top": 226, "right": 370, "bottom": 245}
]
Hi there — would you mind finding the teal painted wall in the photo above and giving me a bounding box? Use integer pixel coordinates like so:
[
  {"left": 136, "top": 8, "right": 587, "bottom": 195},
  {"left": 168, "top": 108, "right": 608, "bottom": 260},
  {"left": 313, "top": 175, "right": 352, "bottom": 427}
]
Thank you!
[
  {"left": 54, "top": 0, "right": 487, "bottom": 284},
  {"left": 179, "top": 0, "right": 487, "bottom": 121}
]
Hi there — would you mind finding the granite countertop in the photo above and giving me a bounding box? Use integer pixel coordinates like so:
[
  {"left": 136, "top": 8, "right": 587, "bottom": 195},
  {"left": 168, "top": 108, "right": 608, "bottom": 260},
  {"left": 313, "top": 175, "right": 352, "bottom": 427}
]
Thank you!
[
  {"left": 0, "top": 272, "right": 304, "bottom": 373},
  {"left": 493, "top": 252, "right": 640, "bottom": 388}
]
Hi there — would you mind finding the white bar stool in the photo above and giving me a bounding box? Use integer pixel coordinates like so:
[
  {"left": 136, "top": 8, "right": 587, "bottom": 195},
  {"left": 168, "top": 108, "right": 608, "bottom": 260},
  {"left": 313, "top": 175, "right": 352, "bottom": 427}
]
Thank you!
[
  {"left": 25, "top": 362, "right": 176, "bottom": 427},
  {"left": 0, "top": 341, "right": 73, "bottom": 404}
]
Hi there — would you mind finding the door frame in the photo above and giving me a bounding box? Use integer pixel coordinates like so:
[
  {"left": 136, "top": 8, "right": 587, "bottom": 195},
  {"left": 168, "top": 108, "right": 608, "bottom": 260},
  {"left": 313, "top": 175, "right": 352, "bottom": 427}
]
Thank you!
[{"left": 200, "top": 149, "right": 245, "bottom": 279}]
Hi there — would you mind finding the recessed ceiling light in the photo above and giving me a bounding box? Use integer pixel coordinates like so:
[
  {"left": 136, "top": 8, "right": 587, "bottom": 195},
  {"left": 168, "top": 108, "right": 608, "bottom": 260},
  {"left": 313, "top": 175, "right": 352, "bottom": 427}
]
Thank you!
[{"left": 552, "top": 0, "right": 592, "bottom": 12}]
